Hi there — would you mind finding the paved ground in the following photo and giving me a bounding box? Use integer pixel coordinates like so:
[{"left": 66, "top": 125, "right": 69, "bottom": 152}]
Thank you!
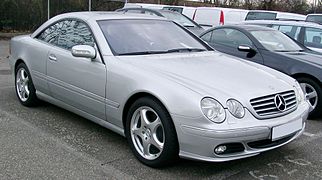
[{"left": 0, "top": 40, "right": 322, "bottom": 179}]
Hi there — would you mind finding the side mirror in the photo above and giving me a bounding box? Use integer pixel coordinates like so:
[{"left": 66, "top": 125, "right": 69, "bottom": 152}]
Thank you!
[
  {"left": 237, "top": 45, "right": 257, "bottom": 58},
  {"left": 71, "top": 45, "right": 96, "bottom": 59}
]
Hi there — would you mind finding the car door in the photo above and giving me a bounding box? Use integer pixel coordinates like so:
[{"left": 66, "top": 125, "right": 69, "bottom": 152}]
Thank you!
[
  {"left": 201, "top": 28, "right": 264, "bottom": 64},
  {"left": 46, "top": 19, "right": 106, "bottom": 120}
]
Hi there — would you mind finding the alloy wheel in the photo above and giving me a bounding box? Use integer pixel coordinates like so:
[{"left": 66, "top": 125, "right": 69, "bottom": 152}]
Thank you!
[
  {"left": 130, "top": 106, "right": 165, "bottom": 160},
  {"left": 300, "top": 82, "right": 318, "bottom": 110},
  {"left": 16, "top": 68, "right": 30, "bottom": 102}
]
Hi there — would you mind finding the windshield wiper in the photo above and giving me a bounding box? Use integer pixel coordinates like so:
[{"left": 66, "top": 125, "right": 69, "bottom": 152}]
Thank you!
[
  {"left": 275, "top": 49, "right": 304, "bottom": 52},
  {"left": 118, "top": 50, "right": 168, "bottom": 56},
  {"left": 166, "top": 48, "right": 207, "bottom": 53},
  {"left": 118, "top": 48, "right": 206, "bottom": 56}
]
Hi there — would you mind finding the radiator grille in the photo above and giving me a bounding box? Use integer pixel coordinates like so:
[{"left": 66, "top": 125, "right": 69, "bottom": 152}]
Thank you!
[{"left": 250, "top": 90, "right": 297, "bottom": 118}]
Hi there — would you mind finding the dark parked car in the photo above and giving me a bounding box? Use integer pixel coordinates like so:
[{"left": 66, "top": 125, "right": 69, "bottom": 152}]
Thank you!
[
  {"left": 243, "top": 20, "right": 322, "bottom": 53},
  {"left": 116, "top": 7, "right": 204, "bottom": 35},
  {"left": 200, "top": 25, "right": 322, "bottom": 118}
]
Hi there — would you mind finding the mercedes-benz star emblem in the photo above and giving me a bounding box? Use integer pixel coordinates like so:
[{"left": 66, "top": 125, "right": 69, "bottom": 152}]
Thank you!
[{"left": 274, "top": 94, "right": 286, "bottom": 111}]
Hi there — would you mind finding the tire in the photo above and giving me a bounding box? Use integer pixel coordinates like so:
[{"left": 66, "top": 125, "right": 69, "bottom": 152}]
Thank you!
[
  {"left": 297, "top": 77, "right": 322, "bottom": 118},
  {"left": 125, "top": 97, "right": 179, "bottom": 168},
  {"left": 15, "top": 63, "right": 39, "bottom": 106}
]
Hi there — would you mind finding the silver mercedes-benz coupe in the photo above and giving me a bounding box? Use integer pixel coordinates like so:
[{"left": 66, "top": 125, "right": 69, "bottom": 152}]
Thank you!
[{"left": 9, "top": 12, "right": 310, "bottom": 167}]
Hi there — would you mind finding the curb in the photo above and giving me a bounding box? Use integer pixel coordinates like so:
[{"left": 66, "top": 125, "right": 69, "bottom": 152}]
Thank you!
[{"left": 0, "top": 32, "right": 29, "bottom": 40}]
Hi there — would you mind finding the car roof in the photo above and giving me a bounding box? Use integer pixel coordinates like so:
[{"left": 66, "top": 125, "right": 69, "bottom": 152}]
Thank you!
[
  {"left": 117, "top": 7, "right": 183, "bottom": 15},
  {"left": 219, "top": 24, "right": 275, "bottom": 31},
  {"left": 307, "top": 14, "right": 322, "bottom": 16},
  {"left": 243, "top": 20, "right": 322, "bottom": 28},
  {"left": 54, "top": 11, "right": 166, "bottom": 21}
]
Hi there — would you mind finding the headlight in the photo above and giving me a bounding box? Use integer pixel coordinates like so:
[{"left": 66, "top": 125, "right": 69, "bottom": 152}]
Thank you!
[
  {"left": 227, "top": 99, "right": 245, "bottom": 118},
  {"left": 200, "top": 97, "right": 226, "bottom": 123},
  {"left": 294, "top": 81, "right": 305, "bottom": 103}
]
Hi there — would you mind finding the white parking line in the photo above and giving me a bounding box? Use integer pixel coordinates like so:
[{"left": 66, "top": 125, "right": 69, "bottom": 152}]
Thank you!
[{"left": 303, "top": 132, "right": 315, "bottom": 137}]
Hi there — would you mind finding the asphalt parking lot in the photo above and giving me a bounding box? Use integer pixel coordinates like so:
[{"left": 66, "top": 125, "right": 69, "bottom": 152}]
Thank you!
[{"left": 0, "top": 39, "right": 322, "bottom": 179}]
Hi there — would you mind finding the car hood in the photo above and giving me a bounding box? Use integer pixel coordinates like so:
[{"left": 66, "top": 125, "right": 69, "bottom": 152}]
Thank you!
[
  {"left": 117, "top": 51, "right": 295, "bottom": 105},
  {"left": 278, "top": 51, "right": 322, "bottom": 67}
]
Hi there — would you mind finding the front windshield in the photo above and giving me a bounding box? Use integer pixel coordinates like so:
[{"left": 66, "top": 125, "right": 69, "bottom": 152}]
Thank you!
[
  {"left": 98, "top": 20, "right": 207, "bottom": 55},
  {"left": 160, "top": 11, "right": 197, "bottom": 27},
  {"left": 250, "top": 30, "right": 303, "bottom": 52}
]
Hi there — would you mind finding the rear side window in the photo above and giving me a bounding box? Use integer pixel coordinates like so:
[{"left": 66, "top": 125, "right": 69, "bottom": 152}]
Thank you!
[
  {"left": 304, "top": 27, "right": 322, "bottom": 48},
  {"left": 163, "top": 7, "right": 183, "bottom": 14},
  {"left": 278, "top": 25, "right": 301, "bottom": 40},
  {"left": 306, "top": 15, "right": 322, "bottom": 24},
  {"left": 200, "top": 32, "right": 212, "bottom": 42},
  {"left": 124, "top": 9, "right": 143, "bottom": 14},
  {"left": 142, "top": 10, "right": 159, "bottom": 16},
  {"left": 245, "top": 12, "right": 276, "bottom": 20}
]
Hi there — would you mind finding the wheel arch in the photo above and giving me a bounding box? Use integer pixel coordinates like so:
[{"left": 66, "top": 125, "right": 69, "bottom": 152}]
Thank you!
[
  {"left": 292, "top": 73, "right": 322, "bottom": 87},
  {"left": 122, "top": 92, "right": 173, "bottom": 133},
  {"left": 14, "top": 59, "right": 26, "bottom": 72}
]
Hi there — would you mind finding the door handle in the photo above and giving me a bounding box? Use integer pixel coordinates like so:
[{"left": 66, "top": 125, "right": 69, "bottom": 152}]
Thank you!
[{"left": 49, "top": 54, "right": 57, "bottom": 61}]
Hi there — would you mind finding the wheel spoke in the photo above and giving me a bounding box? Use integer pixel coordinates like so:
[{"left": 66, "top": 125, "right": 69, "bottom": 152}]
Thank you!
[
  {"left": 132, "top": 127, "right": 143, "bottom": 139},
  {"left": 21, "top": 90, "right": 26, "bottom": 99},
  {"left": 142, "top": 140, "right": 150, "bottom": 156},
  {"left": 24, "top": 85, "right": 30, "bottom": 95},
  {"left": 150, "top": 136, "right": 163, "bottom": 151},
  {"left": 24, "top": 76, "right": 29, "bottom": 84},
  {"left": 140, "top": 109, "right": 149, "bottom": 127},
  {"left": 16, "top": 77, "right": 21, "bottom": 84},
  {"left": 307, "top": 91, "right": 317, "bottom": 99},
  {"left": 21, "top": 69, "right": 26, "bottom": 81},
  {"left": 148, "top": 118, "right": 162, "bottom": 133},
  {"left": 19, "top": 85, "right": 24, "bottom": 92}
]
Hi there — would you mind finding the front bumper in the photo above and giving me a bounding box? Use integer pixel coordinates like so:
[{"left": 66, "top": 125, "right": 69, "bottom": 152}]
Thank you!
[{"left": 172, "top": 101, "right": 310, "bottom": 162}]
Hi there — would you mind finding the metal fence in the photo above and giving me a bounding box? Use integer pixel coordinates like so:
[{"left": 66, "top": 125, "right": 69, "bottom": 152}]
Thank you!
[{"left": 0, "top": 0, "right": 124, "bottom": 32}]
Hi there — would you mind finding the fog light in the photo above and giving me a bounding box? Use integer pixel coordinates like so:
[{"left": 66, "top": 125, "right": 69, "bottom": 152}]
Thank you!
[{"left": 214, "top": 145, "right": 227, "bottom": 154}]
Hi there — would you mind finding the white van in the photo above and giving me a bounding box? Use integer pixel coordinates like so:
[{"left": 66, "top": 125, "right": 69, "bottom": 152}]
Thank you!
[
  {"left": 192, "top": 7, "right": 249, "bottom": 28},
  {"left": 245, "top": 10, "right": 306, "bottom": 21}
]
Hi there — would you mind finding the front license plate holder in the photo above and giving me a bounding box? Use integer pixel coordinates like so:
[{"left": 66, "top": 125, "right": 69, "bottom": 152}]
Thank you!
[{"left": 271, "top": 119, "right": 302, "bottom": 141}]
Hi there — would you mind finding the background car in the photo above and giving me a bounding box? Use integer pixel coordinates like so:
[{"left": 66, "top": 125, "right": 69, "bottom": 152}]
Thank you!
[
  {"left": 306, "top": 14, "right": 322, "bottom": 24},
  {"left": 116, "top": 7, "right": 204, "bottom": 35},
  {"left": 245, "top": 10, "right": 306, "bottom": 21},
  {"left": 162, "top": 6, "right": 197, "bottom": 19},
  {"left": 200, "top": 25, "right": 322, "bottom": 118},
  {"left": 9, "top": 12, "right": 309, "bottom": 167},
  {"left": 243, "top": 20, "right": 322, "bottom": 53}
]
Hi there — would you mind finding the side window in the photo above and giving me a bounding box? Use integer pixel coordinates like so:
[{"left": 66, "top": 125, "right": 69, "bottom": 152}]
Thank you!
[
  {"left": 272, "top": 25, "right": 280, "bottom": 30},
  {"left": 200, "top": 31, "right": 212, "bottom": 42},
  {"left": 304, "top": 27, "right": 322, "bottom": 48},
  {"left": 212, "top": 28, "right": 253, "bottom": 48},
  {"left": 143, "top": 10, "right": 158, "bottom": 16},
  {"left": 37, "top": 20, "right": 95, "bottom": 50},
  {"left": 125, "top": 9, "right": 143, "bottom": 14},
  {"left": 278, "top": 25, "right": 300, "bottom": 40},
  {"left": 37, "top": 21, "right": 63, "bottom": 45},
  {"left": 57, "top": 20, "right": 95, "bottom": 50}
]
